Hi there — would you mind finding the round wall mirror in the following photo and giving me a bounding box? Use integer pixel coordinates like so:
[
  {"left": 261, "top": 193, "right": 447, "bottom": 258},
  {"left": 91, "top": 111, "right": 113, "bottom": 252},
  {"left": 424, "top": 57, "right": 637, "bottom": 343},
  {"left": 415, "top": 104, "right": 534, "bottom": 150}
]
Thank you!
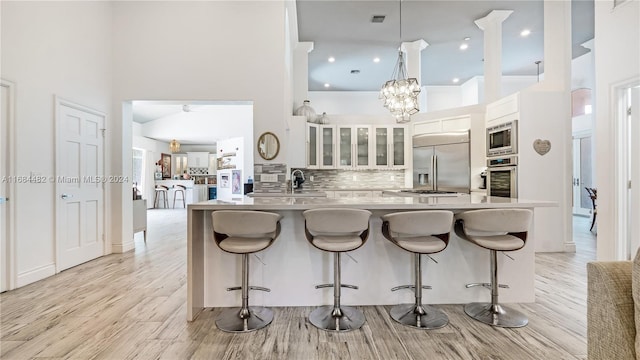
[{"left": 257, "top": 132, "right": 280, "bottom": 160}]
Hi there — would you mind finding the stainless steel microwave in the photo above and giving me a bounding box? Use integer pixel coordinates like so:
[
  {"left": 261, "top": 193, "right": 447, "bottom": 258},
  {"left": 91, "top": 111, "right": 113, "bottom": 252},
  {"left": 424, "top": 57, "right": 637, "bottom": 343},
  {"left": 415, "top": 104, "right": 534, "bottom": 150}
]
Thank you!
[{"left": 486, "top": 121, "right": 518, "bottom": 157}]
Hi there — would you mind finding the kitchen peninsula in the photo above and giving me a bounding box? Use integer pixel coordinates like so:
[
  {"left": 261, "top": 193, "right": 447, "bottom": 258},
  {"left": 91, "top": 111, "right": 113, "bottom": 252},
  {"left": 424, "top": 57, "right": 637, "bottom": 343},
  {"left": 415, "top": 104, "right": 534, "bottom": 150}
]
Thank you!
[{"left": 187, "top": 194, "right": 556, "bottom": 321}]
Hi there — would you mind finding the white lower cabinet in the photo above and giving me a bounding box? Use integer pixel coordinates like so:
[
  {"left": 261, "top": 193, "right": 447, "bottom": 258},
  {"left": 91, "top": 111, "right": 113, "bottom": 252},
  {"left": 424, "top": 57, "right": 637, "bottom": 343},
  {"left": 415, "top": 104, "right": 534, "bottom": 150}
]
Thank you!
[
  {"left": 192, "top": 185, "right": 208, "bottom": 203},
  {"left": 333, "top": 190, "right": 374, "bottom": 198},
  {"left": 352, "top": 191, "right": 373, "bottom": 198},
  {"left": 334, "top": 191, "right": 353, "bottom": 198}
]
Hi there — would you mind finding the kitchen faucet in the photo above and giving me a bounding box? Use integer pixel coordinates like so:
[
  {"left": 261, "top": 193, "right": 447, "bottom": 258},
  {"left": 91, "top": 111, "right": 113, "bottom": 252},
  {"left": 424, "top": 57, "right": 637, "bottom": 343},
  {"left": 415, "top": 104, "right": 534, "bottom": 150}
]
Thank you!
[{"left": 291, "top": 169, "right": 305, "bottom": 192}]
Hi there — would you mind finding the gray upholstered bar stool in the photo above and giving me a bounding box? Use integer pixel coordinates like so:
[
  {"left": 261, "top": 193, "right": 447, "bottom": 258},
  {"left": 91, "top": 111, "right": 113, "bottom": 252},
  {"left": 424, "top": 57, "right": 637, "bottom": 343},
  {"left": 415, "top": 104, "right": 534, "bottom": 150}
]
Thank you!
[
  {"left": 303, "top": 208, "right": 372, "bottom": 332},
  {"left": 454, "top": 208, "right": 533, "bottom": 328},
  {"left": 211, "top": 210, "right": 282, "bottom": 332},
  {"left": 381, "top": 210, "right": 453, "bottom": 329}
]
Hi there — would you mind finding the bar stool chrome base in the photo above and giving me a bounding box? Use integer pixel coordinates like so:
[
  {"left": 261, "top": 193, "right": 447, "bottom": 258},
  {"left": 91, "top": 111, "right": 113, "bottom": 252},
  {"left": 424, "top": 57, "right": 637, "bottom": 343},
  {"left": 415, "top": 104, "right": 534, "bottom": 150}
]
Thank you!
[
  {"left": 390, "top": 304, "right": 448, "bottom": 329},
  {"left": 215, "top": 306, "right": 274, "bottom": 333},
  {"left": 309, "top": 305, "right": 365, "bottom": 332},
  {"left": 464, "top": 302, "right": 528, "bottom": 328}
]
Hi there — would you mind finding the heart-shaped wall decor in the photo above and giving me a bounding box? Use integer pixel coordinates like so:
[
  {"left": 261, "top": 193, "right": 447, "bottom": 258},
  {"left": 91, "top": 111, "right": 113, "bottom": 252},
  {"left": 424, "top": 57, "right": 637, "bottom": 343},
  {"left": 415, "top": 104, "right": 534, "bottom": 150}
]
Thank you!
[{"left": 533, "top": 139, "right": 551, "bottom": 155}]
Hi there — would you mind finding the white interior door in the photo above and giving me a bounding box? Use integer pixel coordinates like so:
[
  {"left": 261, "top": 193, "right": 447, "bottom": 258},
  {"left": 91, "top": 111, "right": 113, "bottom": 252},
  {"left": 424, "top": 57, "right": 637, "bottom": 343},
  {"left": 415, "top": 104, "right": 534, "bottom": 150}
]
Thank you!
[
  {"left": 0, "top": 81, "right": 11, "bottom": 292},
  {"left": 572, "top": 135, "right": 593, "bottom": 216},
  {"left": 56, "top": 99, "right": 105, "bottom": 271}
]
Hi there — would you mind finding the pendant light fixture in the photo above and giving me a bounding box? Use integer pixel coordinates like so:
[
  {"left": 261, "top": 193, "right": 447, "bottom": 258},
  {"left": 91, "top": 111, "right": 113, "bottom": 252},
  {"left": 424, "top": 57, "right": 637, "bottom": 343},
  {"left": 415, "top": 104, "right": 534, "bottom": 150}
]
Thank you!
[
  {"left": 169, "top": 139, "right": 181, "bottom": 153},
  {"left": 379, "top": 0, "right": 421, "bottom": 123}
]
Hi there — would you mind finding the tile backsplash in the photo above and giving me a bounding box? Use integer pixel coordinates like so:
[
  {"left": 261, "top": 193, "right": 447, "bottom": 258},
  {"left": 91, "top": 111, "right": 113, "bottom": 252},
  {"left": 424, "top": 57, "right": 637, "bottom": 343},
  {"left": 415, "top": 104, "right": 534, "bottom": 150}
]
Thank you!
[
  {"left": 299, "top": 169, "right": 406, "bottom": 190},
  {"left": 188, "top": 167, "right": 209, "bottom": 175},
  {"left": 253, "top": 164, "right": 406, "bottom": 193},
  {"left": 253, "top": 163, "right": 287, "bottom": 193}
]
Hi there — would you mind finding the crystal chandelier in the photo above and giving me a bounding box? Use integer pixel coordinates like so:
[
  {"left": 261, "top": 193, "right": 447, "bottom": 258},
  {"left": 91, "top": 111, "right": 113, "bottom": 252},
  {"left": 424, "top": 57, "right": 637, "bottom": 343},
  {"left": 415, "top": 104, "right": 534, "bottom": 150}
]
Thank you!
[
  {"left": 379, "top": 0, "right": 421, "bottom": 123},
  {"left": 169, "top": 139, "right": 180, "bottom": 153}
]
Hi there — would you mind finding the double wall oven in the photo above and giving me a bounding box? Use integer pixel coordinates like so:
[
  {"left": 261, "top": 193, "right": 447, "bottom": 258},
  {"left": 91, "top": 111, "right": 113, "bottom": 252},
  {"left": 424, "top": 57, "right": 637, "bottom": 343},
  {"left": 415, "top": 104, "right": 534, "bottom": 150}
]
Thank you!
[
  {"left": 486, "top": 121, "right": 519, "bottom": 198},
  {"left": 487, "top": 156, "right": 518, "bottom": 198}
]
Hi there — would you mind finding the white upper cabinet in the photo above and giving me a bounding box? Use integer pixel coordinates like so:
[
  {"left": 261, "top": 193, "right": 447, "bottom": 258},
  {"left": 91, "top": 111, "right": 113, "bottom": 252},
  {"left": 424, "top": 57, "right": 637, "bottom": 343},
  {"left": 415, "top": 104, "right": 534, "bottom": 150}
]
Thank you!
[
  {"left": 306, "top": 123, "right": 406, "bottom": 170},
  {"left": 172, "top": 153, "right": 188, "bottom": 175},
  {"left": 306, "top": 123, "right": 336, "bottom": 169},
  {"left": 336, "top": 125, "right": 371, "bottom": 169},
  {"left": 373, "top": 125, "right": 408, "bottom": 169},
  {"left": 186, "top": 152, "right": 209, "bottom": 168}
]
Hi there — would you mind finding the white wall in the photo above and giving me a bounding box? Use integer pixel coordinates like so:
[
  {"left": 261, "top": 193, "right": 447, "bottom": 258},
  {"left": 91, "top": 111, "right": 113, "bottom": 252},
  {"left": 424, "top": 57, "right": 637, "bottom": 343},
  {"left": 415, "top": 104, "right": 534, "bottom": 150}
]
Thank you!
[
  {"left": 1, "top": 1, "right": 113, "bottom": 287},
  {"left": 310, "top": 75, "right": 539, "bottom": 116},
  {"left": 594, "top": 0, "right": 640, "bottom": 260},
  {"left": 424, "top": 86, "right": 462, "bottom": 112},
  {"left": 111, "top": 1, "right": 287, "bottom": 253}
]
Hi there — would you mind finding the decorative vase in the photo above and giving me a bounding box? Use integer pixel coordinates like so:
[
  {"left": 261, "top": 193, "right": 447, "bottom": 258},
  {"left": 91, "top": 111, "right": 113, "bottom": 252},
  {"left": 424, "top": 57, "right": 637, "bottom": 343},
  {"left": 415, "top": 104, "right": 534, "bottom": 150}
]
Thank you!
[
  {"left": 320, "top": 112, "right": 329, "bottom": 124},
  {"left": 295, "top": 100, "right": 317, "bottom": 123}
]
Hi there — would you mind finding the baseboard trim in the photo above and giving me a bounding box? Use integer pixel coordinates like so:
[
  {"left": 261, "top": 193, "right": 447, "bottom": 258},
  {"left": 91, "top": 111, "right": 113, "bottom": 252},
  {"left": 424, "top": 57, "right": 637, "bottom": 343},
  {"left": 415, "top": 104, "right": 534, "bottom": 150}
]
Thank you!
[
  {"left": 564, "top": 242, "right": 577, "bottom": 253},
  {"left": 112, "top": 240, "right": 135, "bottom": 253},
  {"left": 17, "top": 263, "right": 56, "bottom": 288}
]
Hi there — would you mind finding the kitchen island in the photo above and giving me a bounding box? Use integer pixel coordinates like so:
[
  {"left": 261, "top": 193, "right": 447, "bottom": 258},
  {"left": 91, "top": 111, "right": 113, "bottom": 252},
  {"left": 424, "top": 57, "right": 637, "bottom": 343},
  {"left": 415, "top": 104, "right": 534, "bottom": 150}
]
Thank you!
[{"left": 187, "top": 194, "right": 556, "bottom": 321}]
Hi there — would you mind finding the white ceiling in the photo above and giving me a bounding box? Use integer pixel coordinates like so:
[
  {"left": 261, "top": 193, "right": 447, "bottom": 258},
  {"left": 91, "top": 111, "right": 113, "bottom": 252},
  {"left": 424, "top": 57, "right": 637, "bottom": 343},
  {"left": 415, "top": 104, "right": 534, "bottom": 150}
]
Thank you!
[
  {"left": 133, "top": 101, "right": 253, "bottom": 145},
  {"left": 297, "top": 0, "right": 594, "bottom": 91}
]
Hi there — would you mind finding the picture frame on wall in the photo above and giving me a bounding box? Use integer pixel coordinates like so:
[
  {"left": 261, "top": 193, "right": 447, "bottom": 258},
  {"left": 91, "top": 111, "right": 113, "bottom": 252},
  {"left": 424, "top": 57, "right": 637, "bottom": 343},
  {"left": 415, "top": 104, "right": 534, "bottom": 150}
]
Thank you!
[{"left": 161, "top": 153, "right": 171, "bottom": 179}]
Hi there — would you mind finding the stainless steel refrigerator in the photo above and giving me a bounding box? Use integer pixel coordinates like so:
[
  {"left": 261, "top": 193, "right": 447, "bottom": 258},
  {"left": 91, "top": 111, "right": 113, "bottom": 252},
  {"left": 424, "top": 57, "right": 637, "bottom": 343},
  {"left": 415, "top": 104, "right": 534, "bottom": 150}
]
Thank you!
[{"left": 412, "top": 131, "right": 470, "bottom": 193}]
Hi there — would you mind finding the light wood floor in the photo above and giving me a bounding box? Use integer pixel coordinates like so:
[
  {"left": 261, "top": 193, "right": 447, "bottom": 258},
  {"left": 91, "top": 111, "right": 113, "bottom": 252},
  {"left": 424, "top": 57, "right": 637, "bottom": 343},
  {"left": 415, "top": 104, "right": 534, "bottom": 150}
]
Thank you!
[{"left": 0, "top": 210, "right": 596, "bottom": 359}]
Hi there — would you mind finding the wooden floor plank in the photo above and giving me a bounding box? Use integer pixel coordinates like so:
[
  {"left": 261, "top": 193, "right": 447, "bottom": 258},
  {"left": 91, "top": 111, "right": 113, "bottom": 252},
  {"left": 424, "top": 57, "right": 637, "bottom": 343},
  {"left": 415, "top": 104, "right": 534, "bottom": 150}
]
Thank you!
[{"left": 0, "top": 210, "right": 595, "bottom": 359}]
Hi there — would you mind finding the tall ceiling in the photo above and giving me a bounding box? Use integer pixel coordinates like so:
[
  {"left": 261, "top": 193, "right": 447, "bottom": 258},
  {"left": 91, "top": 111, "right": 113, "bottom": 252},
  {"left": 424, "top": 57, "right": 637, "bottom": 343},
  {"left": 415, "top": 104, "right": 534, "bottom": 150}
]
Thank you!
[{"left": 297, "top": 0, "right": 594, "bottom": 91}]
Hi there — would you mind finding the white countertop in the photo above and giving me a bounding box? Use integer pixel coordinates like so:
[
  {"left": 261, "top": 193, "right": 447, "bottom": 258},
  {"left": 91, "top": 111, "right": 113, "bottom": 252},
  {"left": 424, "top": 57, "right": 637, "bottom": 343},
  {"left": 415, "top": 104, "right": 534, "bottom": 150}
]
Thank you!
[{"left": 188, "top": 193, "right": 556, "bottom": 211}]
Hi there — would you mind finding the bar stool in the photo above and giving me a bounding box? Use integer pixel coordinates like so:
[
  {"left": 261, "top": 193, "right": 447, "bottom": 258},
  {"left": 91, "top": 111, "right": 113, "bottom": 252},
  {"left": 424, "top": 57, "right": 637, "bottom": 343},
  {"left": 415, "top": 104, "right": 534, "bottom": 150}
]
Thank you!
[
  {"left": 454, "top": 208, "right": 533, "bottom": 328},
  {"left": 154, "top": 185, "right": 169, "bottom": 208},
  {"left": 303, "top": 208, "right": 372, "bottom": 332},
  {"left": 173, "top": 184, "right": 186, "bottom": 208},
  {"left": 211, "top": 210, "right": 282, "bottom": 332},
  {"left": 381, "top": 210, "right": 453, "bottom": 329}
]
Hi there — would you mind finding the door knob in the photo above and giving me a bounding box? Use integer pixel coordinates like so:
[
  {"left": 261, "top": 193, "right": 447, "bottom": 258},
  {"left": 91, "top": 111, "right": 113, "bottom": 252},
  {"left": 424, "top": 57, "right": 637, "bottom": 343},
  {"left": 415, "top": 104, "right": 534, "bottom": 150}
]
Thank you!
[{"left": 61, "top": 194, "right": 73, "bottom": 199}]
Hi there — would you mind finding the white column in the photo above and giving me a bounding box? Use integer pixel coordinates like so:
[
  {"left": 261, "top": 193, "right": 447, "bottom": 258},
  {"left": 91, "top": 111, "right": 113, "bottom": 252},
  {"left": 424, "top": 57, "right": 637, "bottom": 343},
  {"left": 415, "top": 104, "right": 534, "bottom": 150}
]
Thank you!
[
  {"left": 292, "top": 41, "right": 314, "bottom": 113},
  {"left": 400, "top": 39, "right": 428, "bottom": 112},
  {"left": 540, "top": 0, "right": 572, "bottom": 91},
  {"left": 474, "top": 10, "right": 513, "bottom": 103}
]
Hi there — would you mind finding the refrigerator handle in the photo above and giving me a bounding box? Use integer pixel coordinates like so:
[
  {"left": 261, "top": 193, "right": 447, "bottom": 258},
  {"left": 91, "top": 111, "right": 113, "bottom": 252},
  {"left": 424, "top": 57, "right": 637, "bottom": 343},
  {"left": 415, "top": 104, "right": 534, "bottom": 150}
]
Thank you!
[{"left": 433, "top": 155, "right": 437, "bottom": 190}]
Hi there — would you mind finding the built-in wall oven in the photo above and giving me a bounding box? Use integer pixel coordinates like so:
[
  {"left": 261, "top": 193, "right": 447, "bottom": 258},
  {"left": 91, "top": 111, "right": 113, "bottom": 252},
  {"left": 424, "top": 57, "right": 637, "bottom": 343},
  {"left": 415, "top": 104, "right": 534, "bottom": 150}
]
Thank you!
[
  {"left": 487, "top": 120, "right": 518, "bottom": 157},
  {"left": 487, "top": 156, "right": 518, "bottom": 198}
]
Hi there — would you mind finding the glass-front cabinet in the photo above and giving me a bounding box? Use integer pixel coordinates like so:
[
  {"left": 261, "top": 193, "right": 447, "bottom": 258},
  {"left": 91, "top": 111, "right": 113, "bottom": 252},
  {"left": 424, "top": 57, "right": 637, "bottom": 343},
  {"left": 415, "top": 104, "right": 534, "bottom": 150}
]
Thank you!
[
  {"left": 308, "top": 123, "right": 405, "bottom": 169},
  {"left": 336, "top": 125, "right": 371, "bottom": 169},
  {"left": 320, "top": 125, "right": 336, "bottom": 168},
  {"left": 307, "top": 123, "right": 318, "bottom": 168},
  {"left": 373, "top": 125, "right": 408, "bottom": 169},
  {"left": 337, "top": 127, "right": 352, "bottom": 168},
  {"left": 307, "top": 123, "right": 335, "bottom": 169}
]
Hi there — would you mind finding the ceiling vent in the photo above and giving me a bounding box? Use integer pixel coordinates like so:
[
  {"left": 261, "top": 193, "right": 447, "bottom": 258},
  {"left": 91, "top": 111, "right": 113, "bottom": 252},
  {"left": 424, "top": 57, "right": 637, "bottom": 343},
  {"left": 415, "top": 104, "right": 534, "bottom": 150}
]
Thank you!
[{"left": 371, "top": 15, "right": 385, "bottom": 23}]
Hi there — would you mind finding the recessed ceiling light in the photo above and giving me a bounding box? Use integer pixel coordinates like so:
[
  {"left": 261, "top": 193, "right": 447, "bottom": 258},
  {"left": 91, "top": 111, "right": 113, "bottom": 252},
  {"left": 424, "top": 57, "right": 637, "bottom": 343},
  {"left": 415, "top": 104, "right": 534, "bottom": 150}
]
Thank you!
[
  {"left": 373, "top": 57, "right": 380, "bottom": 63},
  {"left": 324, "top": 83, "right": 330, "bottom": 88},
  {"left": 459, "top": 43, "right": 469, "bottom": 50},
  {"left": 464, "top": 37, "right": 471, "bottom": 41},
  {"left": 328, "top": 57, "right": 335, "bottom": 63},
  {"left": 453, "top": 78, "right": 460, "bottom": 83},
  {"left": 520, "top": 29, "right": 531, "bottom": 37}
]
